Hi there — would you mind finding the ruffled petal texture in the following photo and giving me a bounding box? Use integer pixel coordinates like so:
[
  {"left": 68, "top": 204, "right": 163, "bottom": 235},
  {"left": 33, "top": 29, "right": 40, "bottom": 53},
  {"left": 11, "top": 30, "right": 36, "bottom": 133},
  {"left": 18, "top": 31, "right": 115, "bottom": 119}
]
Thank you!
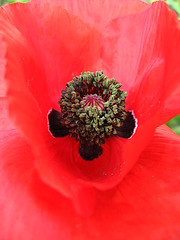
[
  {"left": 0, "top": 126, "right": 180, "bottom": 240},
  {"left": 0, "top": 2, "right": 102, "bottom": 211},
  {"left": 0, "top": 0, "right": 180, "bottom": 215},
  {"left": 0, "top": 34, "right": 14, "bottom": 131},
  {"left": 0, "top": 1, "right": 180, "bottom": 238},
  {"left": 101, "top": 1, "right": 180, "bottom": 125},
  {"left": 43, "top": 0, "right": 149, "bottom": 29}
]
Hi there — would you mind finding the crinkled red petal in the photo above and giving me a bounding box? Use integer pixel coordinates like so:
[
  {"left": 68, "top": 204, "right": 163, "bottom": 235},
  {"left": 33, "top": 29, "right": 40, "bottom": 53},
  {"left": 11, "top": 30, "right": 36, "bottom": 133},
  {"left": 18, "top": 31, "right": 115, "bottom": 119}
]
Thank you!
[
  {"left": 41, "top": 0, "right": 148, "bottom": 29},
  {"left": 0, "top": 2, "right": 100, "bottom": 113},
  {"left": 0, "top": 34, "right": 6, "bottom": 97},
  {"left": 0, "top": 35, "right": 14, "bottom": 131},
  {"left": 101, "top": 2, "right": 180, "bottom": 124},
  {"left": 0, "top": 126, "right": 180, "bottom": 239},
  {"left": 0, "top": 2, "right": 101, "bottom": 209},
  {"left": 0, "top": 1, "right": 180, "bottom": 213}
]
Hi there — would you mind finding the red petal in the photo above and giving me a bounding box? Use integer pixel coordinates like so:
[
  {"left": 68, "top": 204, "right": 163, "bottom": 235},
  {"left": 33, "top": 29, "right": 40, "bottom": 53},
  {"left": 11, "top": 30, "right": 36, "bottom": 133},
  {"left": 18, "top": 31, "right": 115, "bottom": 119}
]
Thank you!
[
  {"left": 0, "top": 1, "right": 100, "bottom": 149},
  {"left": 0, "top": 97, "right": 15, "bottom": 131},
  {"left": 86, "top": 126, "right": 180, "bottom": 240},
  {"left": 0, "top": 131, "right": 71, "bottom": 240},
  {"left": 0, "top": 1, "right": 142, "bottom": 203},
  {"left": 1, "top": 1, "right": 180, "bottom": 217},
  {"left": 0, "top": 4, "right": 50, "bottom": 140},
  {"left": 0, "top": 35, "right": 14, "bottom": 131},
  {"left": 0, "top": 2, "right": 100, "bottom": 111},
  {"left": 32, "top": 112, "right": 158, "bottom": 210},
  {"left": 0, "top": 126, "right": 180, "bottom": 239},
  {"left": 101, "top": 2, "right": 180, "bottom": 124},
  {"left": 0, "top": 34, "right": 6, "bottom": 97},
  {"left": 45, "top": 0, "right": 148, "bottom": 29}
]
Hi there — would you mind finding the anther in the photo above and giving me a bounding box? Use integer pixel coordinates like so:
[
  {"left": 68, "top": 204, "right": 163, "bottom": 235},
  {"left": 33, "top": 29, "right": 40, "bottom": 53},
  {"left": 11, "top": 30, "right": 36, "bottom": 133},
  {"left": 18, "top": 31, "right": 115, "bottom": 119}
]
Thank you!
[{"left": 48, "top": 71, "right": 137, "bottom": 160}]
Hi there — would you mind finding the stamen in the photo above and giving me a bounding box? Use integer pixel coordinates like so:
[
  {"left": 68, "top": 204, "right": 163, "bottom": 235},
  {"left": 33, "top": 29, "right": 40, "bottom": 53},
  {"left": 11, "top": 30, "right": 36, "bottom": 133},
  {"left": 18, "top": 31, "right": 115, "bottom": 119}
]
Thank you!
[{"left": 48, "top": 71, "right": 137, "bottom": 160}]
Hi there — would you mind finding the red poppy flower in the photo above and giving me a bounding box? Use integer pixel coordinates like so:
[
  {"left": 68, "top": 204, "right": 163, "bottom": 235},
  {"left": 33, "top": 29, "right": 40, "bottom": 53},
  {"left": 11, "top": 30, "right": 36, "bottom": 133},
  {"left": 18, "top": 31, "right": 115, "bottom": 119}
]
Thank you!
[{"left": 0, "top": 0, "right": 180, "bottom": 239}]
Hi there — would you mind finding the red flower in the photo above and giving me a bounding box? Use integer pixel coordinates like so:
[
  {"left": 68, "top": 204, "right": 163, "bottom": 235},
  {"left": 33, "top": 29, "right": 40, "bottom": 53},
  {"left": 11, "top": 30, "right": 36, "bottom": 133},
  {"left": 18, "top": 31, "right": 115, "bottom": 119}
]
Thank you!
[{"left": 0, "top": 0, "right": 180, "bottom": 239}]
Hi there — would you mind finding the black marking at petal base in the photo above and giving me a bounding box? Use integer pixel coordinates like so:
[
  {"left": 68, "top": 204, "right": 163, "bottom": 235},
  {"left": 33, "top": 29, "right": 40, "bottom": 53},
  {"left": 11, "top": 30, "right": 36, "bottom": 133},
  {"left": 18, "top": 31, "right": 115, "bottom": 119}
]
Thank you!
[
  {"left": 79, "top": 143, "right": 103, "bottom": 161},
  {"left": 48, "top": 109, "right": 69, "bottom": 137},
  {"left": 115, "top": 111, "right": 136, "bottom": 139}
]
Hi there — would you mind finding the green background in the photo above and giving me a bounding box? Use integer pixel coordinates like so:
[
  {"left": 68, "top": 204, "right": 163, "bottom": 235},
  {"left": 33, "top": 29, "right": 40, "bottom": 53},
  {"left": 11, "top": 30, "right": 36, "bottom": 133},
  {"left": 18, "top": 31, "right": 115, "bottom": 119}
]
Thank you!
[
  {"left": 0, "top": 0, "right": 28, "bottom": 4},
  {"left": 0, "top": 0, "right": 180, "bottom": 135}
]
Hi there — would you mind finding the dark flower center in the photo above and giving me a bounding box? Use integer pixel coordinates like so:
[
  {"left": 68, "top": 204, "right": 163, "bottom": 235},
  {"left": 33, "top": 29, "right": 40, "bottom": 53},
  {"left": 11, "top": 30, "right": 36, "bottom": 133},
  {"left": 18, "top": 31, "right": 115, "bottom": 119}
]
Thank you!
[{"left": 48, "top": 71, "right": 137, "bottom": 160}]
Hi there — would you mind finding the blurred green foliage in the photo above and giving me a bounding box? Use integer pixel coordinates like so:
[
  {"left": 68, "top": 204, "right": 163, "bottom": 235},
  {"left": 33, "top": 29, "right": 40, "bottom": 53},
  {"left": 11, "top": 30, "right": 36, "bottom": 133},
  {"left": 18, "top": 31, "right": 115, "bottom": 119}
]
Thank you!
[
  {"left": 167, "top": 115, "right": 180, "bottom": 135},
  {"left": 0, "top": 0, "right": 180, "bottom": 135},
  {"left": 0, "top": 0, "right": 29, "bottom": 5}
]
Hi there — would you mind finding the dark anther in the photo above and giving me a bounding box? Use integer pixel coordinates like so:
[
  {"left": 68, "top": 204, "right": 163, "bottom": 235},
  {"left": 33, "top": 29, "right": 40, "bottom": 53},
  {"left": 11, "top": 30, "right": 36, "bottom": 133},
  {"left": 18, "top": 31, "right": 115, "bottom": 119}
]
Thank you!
[
  {"left": 79, "top": 143, "right": 103, "bottom": 161},
  {"left": 115, "top": 111, "right": 136, "bottom": 138},
  {"left": 48, "top": 109, "right": 69, "bottom": 137}
]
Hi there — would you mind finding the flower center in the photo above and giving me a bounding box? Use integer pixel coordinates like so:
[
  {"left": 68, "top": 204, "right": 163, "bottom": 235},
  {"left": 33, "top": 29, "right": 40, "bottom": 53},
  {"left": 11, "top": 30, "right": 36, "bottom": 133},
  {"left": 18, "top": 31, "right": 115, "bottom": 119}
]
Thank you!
[{"left": 48, "top": 71, "right": 137, "bottom": 160}]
